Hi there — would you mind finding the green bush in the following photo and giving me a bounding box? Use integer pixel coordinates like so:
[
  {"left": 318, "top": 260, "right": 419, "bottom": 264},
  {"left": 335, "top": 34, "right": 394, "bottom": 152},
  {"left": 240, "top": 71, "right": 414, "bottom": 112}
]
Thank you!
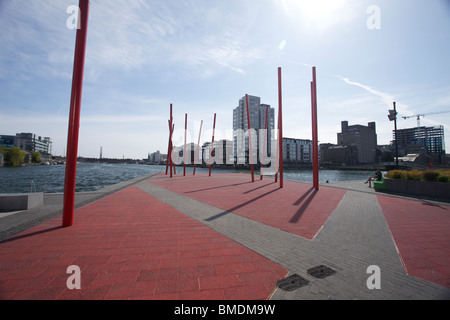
[
  {"left": 423, "top": 170, "right": 440, "bottom": 182},
  {"left": 386, "top": 169, "right": 449, "bottom": 183},
  {"left": 406, "top": 169, "right": 422, "bottom": 181},
  {"left": 386, "top": 170, "right": 406, "bottom": 180},
  {"left": 32, "top": 152, "right": 41, "bottom": 163}
]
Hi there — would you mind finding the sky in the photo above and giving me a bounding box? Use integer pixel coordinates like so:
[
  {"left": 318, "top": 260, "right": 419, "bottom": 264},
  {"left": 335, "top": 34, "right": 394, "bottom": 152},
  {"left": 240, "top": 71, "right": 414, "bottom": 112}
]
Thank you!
[{"left": 0, "top": 0, "right": 449, "bottom": 159}]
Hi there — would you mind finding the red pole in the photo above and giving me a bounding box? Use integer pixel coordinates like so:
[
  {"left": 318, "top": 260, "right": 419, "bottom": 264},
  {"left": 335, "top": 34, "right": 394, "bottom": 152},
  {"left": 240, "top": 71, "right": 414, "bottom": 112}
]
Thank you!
[
  {"left": 245, "top": 94, "right": 255, "bottom": 182},
  {"left": 275, "top": 123, "right": 278, "bottom": 183},
  {"left": 209, "top": 113, "right": 216, "bottom": 177},
  {"left": 312, "top": 67, "right": 319, "bottom": 190},
  {"left": 62, "top": 0, "right": 90, "bottom": 227},
  {"left": 260, "top": 106, "right": 268, "bottom": 180},
  {"left": 184, "top": 113, "right": 187, "bottom": 176},
  {"left": 172, "top": 123, "right": 176, "bottom": 176},
  {"left": 193, "top": 120, "right": 203, "bottom": 175},
  {"left": 168, "top": 121, "right": 174, "bottom": 178},
  {"left": 278, "top": 67, "right": 284, "bottom": 188},
  {"left": 166, "top": 104, "right": 173, "bottom": 175}
]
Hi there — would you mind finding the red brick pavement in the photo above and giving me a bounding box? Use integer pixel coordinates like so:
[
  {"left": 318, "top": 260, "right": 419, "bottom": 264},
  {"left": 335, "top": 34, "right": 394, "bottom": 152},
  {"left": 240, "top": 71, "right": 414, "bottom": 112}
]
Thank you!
[
  {"left": 149, "top": 173, "right": 347, "bottom": 240},
  {"left": 0, "top": 185, "right": 287, "bottom": 300},
  {"left": 377, "top": 195, "right": 450, "bottom": 288}
]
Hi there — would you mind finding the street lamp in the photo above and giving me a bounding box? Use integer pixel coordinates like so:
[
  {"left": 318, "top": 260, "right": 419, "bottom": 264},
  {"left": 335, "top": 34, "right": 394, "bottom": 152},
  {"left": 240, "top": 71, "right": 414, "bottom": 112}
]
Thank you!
[{"left": 388, "top": 102, "right": 399, "bottom": 170}]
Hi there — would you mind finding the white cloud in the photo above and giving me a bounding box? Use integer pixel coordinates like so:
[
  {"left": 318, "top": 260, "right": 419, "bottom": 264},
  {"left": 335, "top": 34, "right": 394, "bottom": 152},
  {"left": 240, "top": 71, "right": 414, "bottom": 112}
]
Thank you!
[{"left": 337, "top": 76, "right": 413, "bottom": 116}]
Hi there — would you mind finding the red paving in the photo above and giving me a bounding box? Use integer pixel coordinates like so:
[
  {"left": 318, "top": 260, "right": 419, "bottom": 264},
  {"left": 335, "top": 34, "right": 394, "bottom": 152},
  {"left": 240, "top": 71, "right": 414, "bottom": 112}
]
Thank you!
[
  {"left": 149, "top": 173, "right": 347, "bottom": 240},
  {"left": 0, "top": 186, "right": 287, "bottom": 300},
  {"left": 377, "top": 195, "right": 450, "bottom": 288}
]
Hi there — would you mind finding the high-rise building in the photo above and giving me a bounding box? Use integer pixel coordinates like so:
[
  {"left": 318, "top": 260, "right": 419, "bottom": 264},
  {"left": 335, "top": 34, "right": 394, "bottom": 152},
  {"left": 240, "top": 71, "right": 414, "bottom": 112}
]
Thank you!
[
  {"left": 393, "top": 125, "right": 445, "bottom": 164},
  {"left": 233, "top": 95, "right": 275, "bottom": 165}
]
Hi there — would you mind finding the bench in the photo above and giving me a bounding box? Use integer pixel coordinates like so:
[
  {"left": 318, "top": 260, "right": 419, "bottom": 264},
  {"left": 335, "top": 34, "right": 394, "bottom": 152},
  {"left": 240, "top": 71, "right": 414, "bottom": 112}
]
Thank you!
[{"left": 373, "top": 177, "right": 386, "bottom": 191}]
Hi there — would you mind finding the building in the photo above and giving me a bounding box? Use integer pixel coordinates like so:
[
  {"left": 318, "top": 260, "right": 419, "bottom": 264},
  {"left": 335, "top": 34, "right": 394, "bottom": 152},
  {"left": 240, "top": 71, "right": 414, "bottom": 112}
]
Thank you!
[
  {"left": 337, "top": 121, "right": 377, "bottom": 164},
  {"left": 202, "top": 139, "right": 233, "bottom": 167},
  {"left": 0, "top": 135, "right": 15, "bottom": 148},
  {"left": 148, "top": 150, "right": 162, "bottom": 164},
  {"left": 321, "top": 145, "right": 358, "bottom": 166},
  {"left": 14, "top": 133, "right": 52, "bottom": 155},
  {"left": 233, "top": 95, "right": 275, "bottom": 165},
  {"left": 283, "top": 138, "right": 312, "bottom": 165},
  {"left": 0, "top": 133, "right": 52, "bottom": 162},
  {"left": 393, "top": 125, "right": 445, "bottom": 164}
]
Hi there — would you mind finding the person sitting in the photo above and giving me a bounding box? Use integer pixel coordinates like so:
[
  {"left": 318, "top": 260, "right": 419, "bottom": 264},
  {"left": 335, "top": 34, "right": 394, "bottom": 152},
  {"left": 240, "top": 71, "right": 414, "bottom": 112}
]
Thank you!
[{"left": 364, "top": 170, "right": 382, "bottom": 187}]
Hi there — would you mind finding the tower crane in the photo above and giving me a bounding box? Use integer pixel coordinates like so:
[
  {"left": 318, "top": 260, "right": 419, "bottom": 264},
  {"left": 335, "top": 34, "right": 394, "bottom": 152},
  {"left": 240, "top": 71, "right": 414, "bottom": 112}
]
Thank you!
[{"left": 402, "top": 110, "right": 450, "bottom": 127}]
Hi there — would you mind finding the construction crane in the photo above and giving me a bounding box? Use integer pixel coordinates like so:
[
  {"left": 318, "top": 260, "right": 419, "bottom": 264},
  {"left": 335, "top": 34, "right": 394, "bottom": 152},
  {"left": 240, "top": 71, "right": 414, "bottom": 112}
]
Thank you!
[{"left": 402, "top": 110, "right": 450, "bottom": 127}]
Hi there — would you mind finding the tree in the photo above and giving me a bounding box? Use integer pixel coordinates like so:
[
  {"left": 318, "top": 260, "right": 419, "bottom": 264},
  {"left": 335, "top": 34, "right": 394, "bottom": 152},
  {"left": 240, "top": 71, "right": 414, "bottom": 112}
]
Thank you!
[
  {"left": 0, "top": 146, "right": 25, "bottom": 167},
  {"left": 32, "top": 152, "right": 41, "bottom": 163}
]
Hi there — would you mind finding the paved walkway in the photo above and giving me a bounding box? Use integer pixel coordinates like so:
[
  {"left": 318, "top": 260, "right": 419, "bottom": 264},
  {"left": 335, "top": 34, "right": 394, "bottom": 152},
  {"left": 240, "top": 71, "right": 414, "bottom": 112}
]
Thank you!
[{"left": 0, "top": 172, "right": 449, "bottom": 300}]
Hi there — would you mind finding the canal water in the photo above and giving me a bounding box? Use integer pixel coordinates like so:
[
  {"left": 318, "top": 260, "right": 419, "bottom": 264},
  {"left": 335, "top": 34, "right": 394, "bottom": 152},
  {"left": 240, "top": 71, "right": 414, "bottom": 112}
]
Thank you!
[{"left": 0, "top": 163, "right": 377, "bottom": 194}]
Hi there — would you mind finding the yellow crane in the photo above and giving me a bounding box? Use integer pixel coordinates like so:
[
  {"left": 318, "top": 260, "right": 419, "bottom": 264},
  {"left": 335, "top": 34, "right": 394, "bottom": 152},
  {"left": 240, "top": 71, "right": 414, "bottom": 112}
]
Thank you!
[{"left": 402, "top": 110, "right": 450, "bottom": 127}]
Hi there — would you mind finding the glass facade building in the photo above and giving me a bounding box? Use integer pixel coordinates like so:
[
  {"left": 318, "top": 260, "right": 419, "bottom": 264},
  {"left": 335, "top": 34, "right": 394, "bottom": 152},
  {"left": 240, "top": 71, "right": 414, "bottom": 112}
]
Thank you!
[{"left": 233, "top": 95, "right": 275, "bottom": 165}]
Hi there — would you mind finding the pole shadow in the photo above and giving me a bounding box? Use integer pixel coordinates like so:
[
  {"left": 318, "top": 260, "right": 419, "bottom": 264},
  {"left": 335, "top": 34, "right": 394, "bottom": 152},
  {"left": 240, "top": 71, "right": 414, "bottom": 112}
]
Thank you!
[
  {"left": 289, "top": 188, "right": 318, "bottom": 223},
  {"left": 205, "top": 187, "right": 281, "bottom": 221},
  {"left": 185, "top": 181, "right": 254, "bottom": 194},
  {"left": 0, "top": 226, "right": 63, "bottom": 244},
  {"left": 243, "top": 181, "right": 276, "bottom": 194}
]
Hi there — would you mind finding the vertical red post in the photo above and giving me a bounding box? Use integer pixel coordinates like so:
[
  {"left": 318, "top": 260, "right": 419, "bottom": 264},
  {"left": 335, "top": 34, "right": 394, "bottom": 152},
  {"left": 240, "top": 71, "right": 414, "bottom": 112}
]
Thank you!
[
  {"left": 184, "top": 113, "right": 187, "bottom": 176},
  {"left": 166, "top": 104, "right": 173, "bottom": 175},
  {"left": 62, "top": 0, "right": 90, "bottom": 227},
  {"left": 278, "top": 67, "right": 284, "bottom": 188},
  {"left": 245, "top": 94, "right": 255, "bottom": 182},
  {"left": 209, "top": 114, "right": 216, "bottom": 177},
  {"left": 311, "top": 67, "right": 319, "bottom": 190},
  {"left": 171, "top": 123, "right": 176, "bottom": 177},
  {"left": 260, "top": 106, "right": 268, "bottom": 180},
  {"left": 193, "top": 120, "right": 203, "bottom": 175},
  {"left": 168, "top": 121, "right": 174, "bottom": 178}
]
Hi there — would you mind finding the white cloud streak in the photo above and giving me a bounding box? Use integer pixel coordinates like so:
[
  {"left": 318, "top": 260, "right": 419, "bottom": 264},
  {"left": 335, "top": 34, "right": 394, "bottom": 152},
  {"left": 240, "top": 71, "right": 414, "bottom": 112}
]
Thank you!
[{"left": 337, "top": 76, "right": 412, "bottom": 115}]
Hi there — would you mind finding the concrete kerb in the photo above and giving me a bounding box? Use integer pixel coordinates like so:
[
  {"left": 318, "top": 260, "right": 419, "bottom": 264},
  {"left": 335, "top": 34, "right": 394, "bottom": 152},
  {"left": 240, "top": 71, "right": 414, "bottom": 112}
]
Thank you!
[{"left": 0, "top": 173, "right": 159, "bottom": 242}]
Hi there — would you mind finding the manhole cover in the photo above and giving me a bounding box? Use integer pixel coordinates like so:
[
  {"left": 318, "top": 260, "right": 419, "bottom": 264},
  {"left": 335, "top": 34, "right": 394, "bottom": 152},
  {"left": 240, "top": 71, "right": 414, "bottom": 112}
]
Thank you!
[
  {"left": 276, "top": 274, "right": 309, "bottom": 291},
  {"left": 307, "top": 265, "right": 336, "bottom": 279}
]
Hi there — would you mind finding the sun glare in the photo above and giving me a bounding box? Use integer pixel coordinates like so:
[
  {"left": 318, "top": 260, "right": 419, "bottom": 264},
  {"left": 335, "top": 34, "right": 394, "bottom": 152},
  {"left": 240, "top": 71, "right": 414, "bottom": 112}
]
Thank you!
[{"left": 278, "top": 0, "right": 354, "bottom": 31}]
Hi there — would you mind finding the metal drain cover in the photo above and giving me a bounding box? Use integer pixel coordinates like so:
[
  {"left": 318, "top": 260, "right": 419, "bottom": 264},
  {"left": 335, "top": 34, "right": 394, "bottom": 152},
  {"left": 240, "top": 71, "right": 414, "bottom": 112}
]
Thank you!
[
  {"left": 276, "top": 274, "right": 309, "bottom": 291},
  {"left": 307, "top": 265, "right": 336, "bottom": 279}
]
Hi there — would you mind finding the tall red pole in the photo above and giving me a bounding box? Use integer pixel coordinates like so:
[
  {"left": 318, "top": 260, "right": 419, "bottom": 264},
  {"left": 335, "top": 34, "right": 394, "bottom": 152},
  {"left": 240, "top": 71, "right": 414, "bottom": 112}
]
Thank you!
[
  {"left": 62, "top": 0, "right": 90, "bottom": 227},
  {"left": 260, "top": 106, "right": 268, "bottom": 180},
  {"left": 168, "top": 121, "right": 174, "bottom": 178},
  {"left": 184, "top": 113, "right": 187, "bottom": 176},
  {"left": 245, "top": 94, "right": 255, "bottom": 182},
  {"left": 171, "top": 124, "right": 176, "bottom": 177},
  {"left": 209, "top": 114, "right": 216, "bottom": 177},
  {"left": 278, "top": 67, "right": 284, "bottom": 188},
  {"left": 166, "top": 104, "right": 173, "bottom": 175},
  {"left": 311, "top": 67, "right": 319, "bottom": 190},
  {"left": 193, "top": 120, "right": 203, "bottom": 175}
]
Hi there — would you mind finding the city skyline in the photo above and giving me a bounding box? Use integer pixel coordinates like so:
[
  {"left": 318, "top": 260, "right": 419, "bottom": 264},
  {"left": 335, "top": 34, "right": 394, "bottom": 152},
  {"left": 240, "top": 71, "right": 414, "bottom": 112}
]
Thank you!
[{"left": 0, "top": 0, "right": 449, "bottom": 159}]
